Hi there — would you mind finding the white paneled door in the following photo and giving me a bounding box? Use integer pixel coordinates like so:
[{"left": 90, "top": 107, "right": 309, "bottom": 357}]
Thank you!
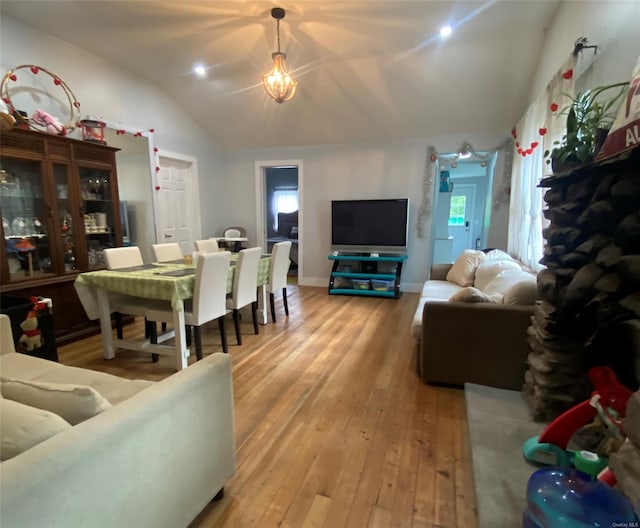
[
  {"left": 154, "top": 152, "right": 200, "bottom": 255},
  {"left": 449, "top": 183, "right": 476, "bottom": 261}
]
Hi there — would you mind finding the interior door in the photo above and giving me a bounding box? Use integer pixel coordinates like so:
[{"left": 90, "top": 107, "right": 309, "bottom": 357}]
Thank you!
[
  {"left": 255, "top": 159, "right": 303, "bottom": 283},
  {"left": 449, "top": 183, "right": 476, "bottom": 260},
  {"left": 155, "top": 154, "right": 200, "bottom": 254}
]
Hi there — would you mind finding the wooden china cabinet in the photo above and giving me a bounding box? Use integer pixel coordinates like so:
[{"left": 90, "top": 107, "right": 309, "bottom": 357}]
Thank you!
[{"left": 1, "top": 128, "right": 123, "bottom": 343}]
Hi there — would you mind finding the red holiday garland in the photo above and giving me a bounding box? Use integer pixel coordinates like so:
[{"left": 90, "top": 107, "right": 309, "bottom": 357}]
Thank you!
[
  {"left": 1, "top": 64, "right": 81, "bottom": 134},
  {"left": 511, "top": 68, "right": 572, "bottom": 158}
]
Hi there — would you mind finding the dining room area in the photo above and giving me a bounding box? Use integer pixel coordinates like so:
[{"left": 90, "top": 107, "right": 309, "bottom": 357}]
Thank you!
[{"left": 73, "top": 240, "right": 293, "bottom": 372}]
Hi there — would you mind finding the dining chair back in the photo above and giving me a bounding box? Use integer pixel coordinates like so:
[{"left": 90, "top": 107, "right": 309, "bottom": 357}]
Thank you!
[
  {"left": 146, "top": 251, "right": 232, "bottom": 358},
  {"left": 226, "top": 246, "right": 262, "bottom": 345},
  {"left": 104, "top": 246, "right": 144, "bottom": 269},
  {"left": 194, "top": 239, "right": 219, "bottom": 253},
  {"left": 267, "top": 241, "right": 292, "bottom": 322},
  {"left": 191, "top": 250, "right": 206, "bottom": 264},
  {"left": 102, "top": 246, "right": 149, "bottom": 341},
  {"left": 192, "top": 251, "right": 231, "bottom": 325},
  {"left": 151, "top": 242, "right": 183, "bottom": 262}
]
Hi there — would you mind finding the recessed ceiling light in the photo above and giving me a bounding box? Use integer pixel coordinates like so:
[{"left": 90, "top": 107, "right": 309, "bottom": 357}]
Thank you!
[
  {"left": 440, "top": 25, "right": 452, "bottom": 38},
  {"left": 194, "top": 65, "right": 207, "bottom": 78}
]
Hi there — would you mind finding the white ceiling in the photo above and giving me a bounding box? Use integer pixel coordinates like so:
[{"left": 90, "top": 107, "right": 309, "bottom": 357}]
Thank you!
[{"left": 1, "top": 1, "right": 559, "bottom": 150}]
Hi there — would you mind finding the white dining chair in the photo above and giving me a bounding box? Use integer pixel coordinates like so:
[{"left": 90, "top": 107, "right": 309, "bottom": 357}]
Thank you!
[
  {"left": 194, "top": 239, "right": 219, "bottom": 253},
  {"left": 267, "top": 241, "right": 292, "bottom": 323},
  {"left": 226, "top": 246, "right": 262, "bottom": 345},
  {"left": 104, "top": 246, "right": 144, "bottom": 270},
  {"left": 151, "top": 242, "right": 183, "bottom": 262},
  {"left": 103, "top": 246, "right": 150, "bottom": 340},
  {"left": 146, "top": 251, "right": 232, "bottom": 358}
]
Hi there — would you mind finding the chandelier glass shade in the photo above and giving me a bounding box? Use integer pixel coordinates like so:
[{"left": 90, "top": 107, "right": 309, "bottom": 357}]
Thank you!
[{"left": 263, "top": 8, "right": 297, "bottom": 103}]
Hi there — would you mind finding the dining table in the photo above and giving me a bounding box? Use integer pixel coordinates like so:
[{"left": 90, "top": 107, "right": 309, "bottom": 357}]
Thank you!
[{"left": 74, "top": 253, "right": 271, "bottom": 371}]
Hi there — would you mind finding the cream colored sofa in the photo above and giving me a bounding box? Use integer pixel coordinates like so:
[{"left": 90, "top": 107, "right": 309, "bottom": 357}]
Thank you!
[
  {"left": 412, "top": 250, "right": 537, "bottom": 390},
  {"left": 0, "top": 314, "right": 235, "bottom": 528}
]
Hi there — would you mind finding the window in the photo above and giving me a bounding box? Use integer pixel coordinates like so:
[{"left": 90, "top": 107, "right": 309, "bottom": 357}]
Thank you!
[
  {"left": 271, "top": 188, "right": 298, "bottom": 231},
  {"left": 448, "top": 196, "right": 466, "bottom": 226},
  {"left": 508, "top": 54, "right": 575, "bottom": 271}
]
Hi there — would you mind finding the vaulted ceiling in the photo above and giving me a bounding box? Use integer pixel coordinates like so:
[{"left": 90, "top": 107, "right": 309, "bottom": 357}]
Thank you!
[{"left": 1, "top": 1, "right": 560, "bottom": 150}]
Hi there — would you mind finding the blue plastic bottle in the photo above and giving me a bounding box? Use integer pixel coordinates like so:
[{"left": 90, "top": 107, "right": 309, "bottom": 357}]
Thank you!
[{"left": 523, "top": 451, "right": 639, "bottom": 527}]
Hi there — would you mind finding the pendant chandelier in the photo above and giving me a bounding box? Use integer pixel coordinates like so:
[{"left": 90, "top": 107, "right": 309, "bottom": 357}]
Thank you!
[{"left": 263, "top": 7, "right": 297, "bottom": 103}]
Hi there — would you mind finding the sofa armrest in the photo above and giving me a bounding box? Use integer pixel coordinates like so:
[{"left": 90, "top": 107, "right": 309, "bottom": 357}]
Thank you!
[
  {"left": 419, "top": 301, "right": 533, "bottom": 390},
  {"left": 0, "top": 353, "right": 235, "bottom": 528},
  {"left": 430, "top": 263, "right": 453, "bottom": 281},
  {"left": 0, "top": 314, "right": 16, "bottom": 355}
]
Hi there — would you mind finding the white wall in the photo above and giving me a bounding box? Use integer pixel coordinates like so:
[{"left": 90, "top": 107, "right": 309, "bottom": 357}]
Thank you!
[
  {"left": 221, "top": 132, "right": 506, "bottom": 290},
  {"left": 0, "top": 16, "right": 227, "bottom": 240},
  {"left": 527, "top": 1, "right": 639, "bottom": 104}
]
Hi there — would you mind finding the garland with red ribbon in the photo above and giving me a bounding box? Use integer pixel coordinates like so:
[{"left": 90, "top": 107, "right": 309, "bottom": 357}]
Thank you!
[
  {"left": 511, "top": 68, "right": 574, "bottom": 158},
  {"left": 1, "top": 64, "right": 81, "bottom": 134}
]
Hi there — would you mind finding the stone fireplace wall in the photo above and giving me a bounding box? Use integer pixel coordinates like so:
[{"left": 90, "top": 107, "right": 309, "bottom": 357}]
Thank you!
[{"left": 524, "top": 148, "right": 640, "bottom": 422}]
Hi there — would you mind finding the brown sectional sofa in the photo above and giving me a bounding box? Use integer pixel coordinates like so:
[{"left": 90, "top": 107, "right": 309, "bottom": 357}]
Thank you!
[{"left": 413, "top": 252, "right": 537, "bottom": 391}]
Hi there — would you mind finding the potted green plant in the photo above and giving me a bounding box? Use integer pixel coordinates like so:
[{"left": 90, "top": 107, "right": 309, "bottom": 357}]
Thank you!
[{"left": 544, "top": 82, "right": 629, "bottom": 173}]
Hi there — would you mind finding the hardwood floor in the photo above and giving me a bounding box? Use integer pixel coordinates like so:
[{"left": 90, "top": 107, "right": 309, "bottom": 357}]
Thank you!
[{"left": 58, "top": 285, "right": 478, "bottom": 528}]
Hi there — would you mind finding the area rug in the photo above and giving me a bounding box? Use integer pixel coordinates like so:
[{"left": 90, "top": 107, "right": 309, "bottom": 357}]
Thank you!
[{"left": 465, "top": 383, "right": 544, "bottom": 528}]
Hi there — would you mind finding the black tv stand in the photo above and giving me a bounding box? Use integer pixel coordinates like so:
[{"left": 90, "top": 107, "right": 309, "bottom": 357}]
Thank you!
[{"left": 328, "top": 252, "right": 407, "bottom": 298}]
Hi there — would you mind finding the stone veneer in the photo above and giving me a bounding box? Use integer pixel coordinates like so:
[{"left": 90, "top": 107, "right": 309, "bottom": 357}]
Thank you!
[{"left": 524, "top": 147, "right": 640, "bottom": 422}]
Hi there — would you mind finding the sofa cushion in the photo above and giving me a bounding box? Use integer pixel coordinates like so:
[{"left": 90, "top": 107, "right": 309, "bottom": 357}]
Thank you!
[
  {"left": 421, "top": 279, "right": 464, "bottom": 301},
  {"left": 446, "top": 250, "right": 487, "bottom": 287},
  {"left": 474, "top": 259, "right": 522, "bottom": 291},
  {"left": 0, "top": 353, "right": 154, "bottom": 405},
  {"left": 0, "top": 352, "right": 65, "bottom": 379},
  {"left": 449, "top": 287, "right": 496, "bottom": 303},
  {"left": 1, "top": 377, "right": 112, "bottom": 425},
  {"left": 483, "top": 269, "right": 536, "bottom": 304},
  {"left": 0, "top": 398, "right": 71, "bottom": 461},
  {"left": 413, "top": 280, "right": 464, "bottom": 339}
]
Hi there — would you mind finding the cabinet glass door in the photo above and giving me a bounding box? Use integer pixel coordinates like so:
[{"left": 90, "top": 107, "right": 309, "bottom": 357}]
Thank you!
[
  {"left": 79, "top": 166, "right": 115, "bottom": 270},
  {"left": 0, "top": 158, "right": 54, "bottom": 282},
  {"left": 52, "top": 163, "right": 79, "bottom": 273}
]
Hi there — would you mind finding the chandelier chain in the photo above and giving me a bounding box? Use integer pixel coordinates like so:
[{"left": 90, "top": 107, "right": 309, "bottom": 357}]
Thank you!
[{"left": 276, "top": 19, "right": 281, "bottom": 53}]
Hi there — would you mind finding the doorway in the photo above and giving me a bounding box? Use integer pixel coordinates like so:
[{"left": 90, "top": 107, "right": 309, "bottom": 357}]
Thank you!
[
  {"left": 430, "top": 153, "right": 494, "bottom": 264},
  {"left": 449, "top": 183, "right": 477, "bottom": 259},
  {"left": 255, "top": 160, "right": 303, "bottom": 284},
  {"left": 154, "top": 150, "right": 201, "bottom": 255}
]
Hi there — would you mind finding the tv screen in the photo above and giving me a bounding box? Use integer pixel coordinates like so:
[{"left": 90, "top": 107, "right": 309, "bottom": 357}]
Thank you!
[{"left": 331, "top": 199, "right": 409, "bottom": 250}]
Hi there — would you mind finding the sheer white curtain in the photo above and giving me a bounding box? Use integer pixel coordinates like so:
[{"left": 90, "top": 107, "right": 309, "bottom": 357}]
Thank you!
[
  {"left": 508, "top": 55, "right": 576, "bottom": 271},
  {"left": 272, "top": 189, "right": 298, "bottom": 231},
  {"left": 508, "top": 96, "right": 547, "bottom": 270}
]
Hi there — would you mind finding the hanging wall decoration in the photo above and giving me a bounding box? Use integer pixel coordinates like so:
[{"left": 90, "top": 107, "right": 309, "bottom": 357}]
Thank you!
[
  {"left": 492, "top": 138, "right": 515, "bottom": 209},
  {"left": 416, "top": 145, "right": 438, "bottom": 238},
  {"left": 1, "top": 64, "right": 81, "bottom": 135},
  {"left": 416, "top": 139, "right": 513, "bottom": 238}
]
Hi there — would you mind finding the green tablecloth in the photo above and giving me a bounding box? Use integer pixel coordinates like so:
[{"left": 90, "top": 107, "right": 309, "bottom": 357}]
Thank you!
[{"left": 74, "top": 255, "right": 271, "bottom": 318}]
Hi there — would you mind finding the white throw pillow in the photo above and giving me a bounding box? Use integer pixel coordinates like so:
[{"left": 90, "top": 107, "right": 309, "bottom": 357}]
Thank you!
[
  {"left": 483, "top": 269, "right": 535, "bottom": 302},
  {"left": 474, "top": 259, "right": 522, "bottom": 291},
  {"left": 449, "top": 287, "right": 496, "bottom": 303},
  {"left": 1, "top": 398, "right": 71, "bottom": 460},
  {"left": 446, "top": 250, "right": 487, "bottom": 287},
  {"left": 1, "top": 378, "right": 111, "bottom": 425},
  {"left": 484, "top": 249, "right": 515, "bottom": 261},
  {"left": 503, "top": 280, "right": 539, "bottom": 305}
]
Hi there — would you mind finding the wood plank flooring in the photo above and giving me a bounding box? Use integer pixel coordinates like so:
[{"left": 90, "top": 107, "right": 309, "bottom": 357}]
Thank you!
[{"left": 58, "top": 285, "right": 478, "bottom": 528}]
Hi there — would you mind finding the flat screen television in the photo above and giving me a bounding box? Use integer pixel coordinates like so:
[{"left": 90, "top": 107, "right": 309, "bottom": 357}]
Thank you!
[{"left": 331, "top": 198, "right": 409, "bottom": 252}]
